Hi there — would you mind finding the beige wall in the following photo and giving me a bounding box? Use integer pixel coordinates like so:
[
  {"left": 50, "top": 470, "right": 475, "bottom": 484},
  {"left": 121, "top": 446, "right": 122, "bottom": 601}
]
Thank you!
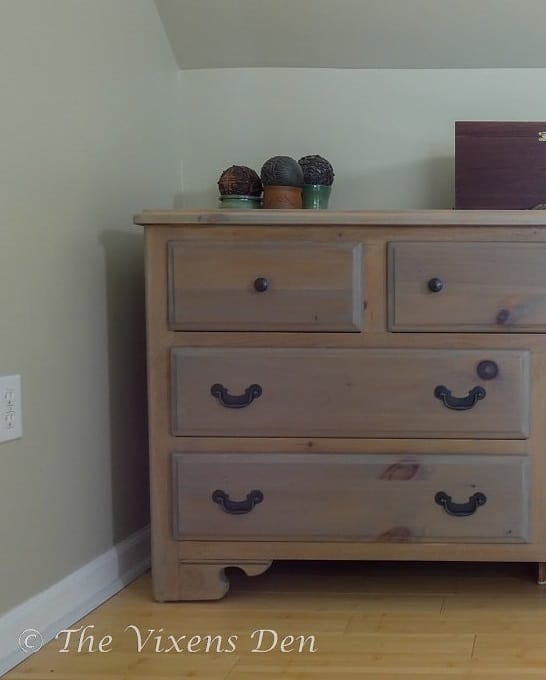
[
  {"left": 3, "top": 0, "right": 545, "bottom": 619},
  {"left": 155, "top": 0, "right": 546, "bottom": 70},
  {"left": 178, "top": 67, "right": 546, "bottom": 209},
  {"left": 0, "top": 0, "right": 179, "bottom": 614}
]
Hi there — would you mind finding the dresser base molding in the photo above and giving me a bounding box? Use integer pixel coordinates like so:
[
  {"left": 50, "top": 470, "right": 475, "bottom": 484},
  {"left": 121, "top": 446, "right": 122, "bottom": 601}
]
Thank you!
[
  {"left": 176, "top": 542, "right": 546, "bottom": 562},
  {"left": 170, "top": 560, "right": 272, "bottom": 601},
  {"left": 157, "top": 556, "right": 546, "bottom": 600}
]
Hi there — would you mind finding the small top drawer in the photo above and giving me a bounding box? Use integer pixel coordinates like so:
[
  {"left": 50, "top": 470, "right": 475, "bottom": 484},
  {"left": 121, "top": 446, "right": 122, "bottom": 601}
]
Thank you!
[
  {"left": 389, "top": 241, "right": 546, "bottom": 332},
  {"left": 167, "top": 240, "right": 363, "bottom": 332}
]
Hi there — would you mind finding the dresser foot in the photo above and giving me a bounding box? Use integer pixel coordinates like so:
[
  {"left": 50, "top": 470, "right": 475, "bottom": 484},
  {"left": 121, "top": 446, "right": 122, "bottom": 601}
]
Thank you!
[
  {"left": 537, "top": 562, "right": 546, "bottom": 585},
  {"left": 177, "top": 560, "right": 272, "bottom": 600}
]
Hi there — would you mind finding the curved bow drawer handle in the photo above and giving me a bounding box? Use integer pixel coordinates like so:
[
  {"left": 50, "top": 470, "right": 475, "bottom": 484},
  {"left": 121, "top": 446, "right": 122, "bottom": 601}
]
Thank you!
[
  {"left": 210, "top": 383, "right": 262, "bottom": 409},
  {"left": 212, "top": 489, "right": 264, "bottom": 515},
  {"left": 434, "top": 385, "right": 486, "bottom": 411},
  {"left": 435, "top": 491, "right": 487, "bottom": 517}
]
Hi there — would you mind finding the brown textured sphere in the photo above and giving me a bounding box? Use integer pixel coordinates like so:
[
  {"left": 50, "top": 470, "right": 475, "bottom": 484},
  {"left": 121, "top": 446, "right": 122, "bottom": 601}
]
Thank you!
[
  {"left": 298, "top": 154, "right": 335, "bottom": 186},
  {"left": 260, "top": 156, "right": 304, "bottom": 187},
  {"left": 218, "top": 165, "right": 262, "bottom": 196}
]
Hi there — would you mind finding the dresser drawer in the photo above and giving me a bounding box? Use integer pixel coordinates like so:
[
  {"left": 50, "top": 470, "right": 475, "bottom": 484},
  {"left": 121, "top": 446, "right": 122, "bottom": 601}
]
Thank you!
[
  {"left": 167, "top": 240, "right": 363, "bottom": 331},
  {"left": 389, "top": 241, "right": 546, "bottom": 331},
  {"left": 171, "top": 348, "right": 529, "bottom": 438},
  {"left": 172, "top": 453, "right": 528, "bottom": 542}
]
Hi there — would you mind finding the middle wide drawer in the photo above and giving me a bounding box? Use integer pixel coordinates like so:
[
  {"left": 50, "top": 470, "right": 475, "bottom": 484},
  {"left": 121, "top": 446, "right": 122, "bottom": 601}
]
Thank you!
[{"left": 171, "top": 348, "right": 529, "bottom": 438}]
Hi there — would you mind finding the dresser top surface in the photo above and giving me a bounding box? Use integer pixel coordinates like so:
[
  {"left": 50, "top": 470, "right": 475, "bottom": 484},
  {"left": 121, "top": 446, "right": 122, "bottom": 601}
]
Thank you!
[{"left": 134, "top": 209, "right": 546, "bottom": 228}]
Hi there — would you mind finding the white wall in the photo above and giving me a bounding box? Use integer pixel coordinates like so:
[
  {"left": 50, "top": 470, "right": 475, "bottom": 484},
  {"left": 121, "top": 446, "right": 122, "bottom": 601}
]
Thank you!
[
  {"left": 178, "top": 68, "right": 546, "bottom": 209},
  {"left": 0, "top": 0, "right": 179, "bottom": 615},
  {"left": 155, "top": 0, "right": 546, "bottom": 70}
]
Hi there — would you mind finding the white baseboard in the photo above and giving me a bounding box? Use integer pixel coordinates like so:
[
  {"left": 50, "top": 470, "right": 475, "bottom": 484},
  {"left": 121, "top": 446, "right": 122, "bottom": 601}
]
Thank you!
[{"left": 0, "top": 525, "right": 150, "bottom": 676}]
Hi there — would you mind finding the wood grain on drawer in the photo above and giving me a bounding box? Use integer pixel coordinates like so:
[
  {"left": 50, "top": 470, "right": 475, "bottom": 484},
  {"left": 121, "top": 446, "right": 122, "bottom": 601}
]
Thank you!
[
  {"left": 389, "top": 241, "right": 546, "bottom": 331},
  {"left": 167, "top": 240, "right": 363, "bottom": 331},
  {"left": 172, "top": 453, "right": 528, "bottom": 542},
  {"left": 171, "top": 348, "right": 529, "bottom": 439}
]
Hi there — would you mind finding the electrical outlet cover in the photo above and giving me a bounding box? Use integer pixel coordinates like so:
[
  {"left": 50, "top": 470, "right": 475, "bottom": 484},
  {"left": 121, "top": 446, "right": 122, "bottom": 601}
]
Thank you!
[{"left": 0, "top": 375, "right": 22, "bottom": 443}]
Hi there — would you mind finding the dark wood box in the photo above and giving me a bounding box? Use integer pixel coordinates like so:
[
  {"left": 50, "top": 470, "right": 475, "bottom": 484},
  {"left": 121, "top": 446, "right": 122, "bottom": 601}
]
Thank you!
[{"left": 455, "top": 122, "right": 546, "bottom": 209}]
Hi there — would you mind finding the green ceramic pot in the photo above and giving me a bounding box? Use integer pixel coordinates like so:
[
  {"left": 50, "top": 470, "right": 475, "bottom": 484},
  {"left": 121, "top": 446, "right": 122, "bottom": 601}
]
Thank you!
[
  {"left": 218, "top": 195, "right": 262, "bottom": 209},
  {"left": 302, "top": 184, "right": 332, "bottom": 209}
]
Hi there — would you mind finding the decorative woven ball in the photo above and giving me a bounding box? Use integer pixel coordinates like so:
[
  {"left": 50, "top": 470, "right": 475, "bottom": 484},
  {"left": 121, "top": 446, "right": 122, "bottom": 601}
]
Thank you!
[
  {"left": 298, "top": 155, "right": 335, "bottom": 186},
  {"left": 260, "top": 156, "right": 304, "bottom": 187},
  {"left": 217, "top": 165, "right": 262, "bottom": 196}
]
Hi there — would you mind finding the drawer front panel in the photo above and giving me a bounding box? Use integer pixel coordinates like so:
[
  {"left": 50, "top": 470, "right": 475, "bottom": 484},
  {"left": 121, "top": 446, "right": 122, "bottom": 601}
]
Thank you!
[
  {"left": 171, "top": 348, "right": 529, "bottom": 438},
  {"left": 389, "top": 241, "right": 546, "bottom": 331},
  {"left": 172, "top": 453, "right": 528, "bottom": 542},
  {"left": 167, "top": 240, "right": 363, "bottom": 331}
]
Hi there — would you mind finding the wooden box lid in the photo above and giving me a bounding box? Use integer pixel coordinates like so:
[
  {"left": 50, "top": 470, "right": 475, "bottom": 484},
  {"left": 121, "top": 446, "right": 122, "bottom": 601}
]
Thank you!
[{"left": 455, "top": 121, "right": 546, "bottom": 210}]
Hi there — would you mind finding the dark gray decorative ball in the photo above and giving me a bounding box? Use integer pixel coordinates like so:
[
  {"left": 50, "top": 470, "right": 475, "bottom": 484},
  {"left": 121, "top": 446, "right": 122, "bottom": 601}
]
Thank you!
[
  {"left": 298, "top": 155, "right": 335, "bottom": 186},
  {"left": 218, "top": 165, "right": 262, "bottom": 196},
  {"left": 260, "top": 156, "right": 304, "bottom": 187}
]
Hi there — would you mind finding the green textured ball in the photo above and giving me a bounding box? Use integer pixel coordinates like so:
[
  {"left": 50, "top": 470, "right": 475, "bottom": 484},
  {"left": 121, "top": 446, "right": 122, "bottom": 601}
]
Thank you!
[{"left": 298, "top": 155, "right": 335, "bottom": 186}]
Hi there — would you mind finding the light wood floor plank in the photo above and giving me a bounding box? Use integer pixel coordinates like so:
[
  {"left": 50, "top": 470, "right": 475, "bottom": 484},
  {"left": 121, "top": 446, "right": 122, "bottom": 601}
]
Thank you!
[{"left": 6, "top": 561, "right": 546, "bottom": 679}]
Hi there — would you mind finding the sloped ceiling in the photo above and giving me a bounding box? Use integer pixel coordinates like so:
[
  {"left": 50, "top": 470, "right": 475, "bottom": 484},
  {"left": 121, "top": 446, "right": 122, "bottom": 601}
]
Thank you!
[{"left": 155, "top": 0, "right": 546, "bottom": 70}]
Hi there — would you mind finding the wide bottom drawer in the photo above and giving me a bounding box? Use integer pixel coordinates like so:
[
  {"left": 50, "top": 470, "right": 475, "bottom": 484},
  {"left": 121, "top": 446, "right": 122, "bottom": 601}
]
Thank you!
[{"left": 172, "top": 453, "right": 529, "bottom": 543}]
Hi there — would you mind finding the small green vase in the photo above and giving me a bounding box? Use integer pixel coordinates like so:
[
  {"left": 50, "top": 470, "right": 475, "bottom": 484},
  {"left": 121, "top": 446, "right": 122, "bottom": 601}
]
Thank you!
[
  {"left": 219, "top": 195, "right": 262, "bottom": 209},
  {"left": 302, "top": 184, "right": 332, "bottom": 209}
]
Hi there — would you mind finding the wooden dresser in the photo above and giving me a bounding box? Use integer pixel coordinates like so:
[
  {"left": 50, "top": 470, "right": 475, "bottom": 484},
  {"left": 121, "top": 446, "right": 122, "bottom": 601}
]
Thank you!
[{"left": 135, "top": 209, "right": 546, "bottom": 601}]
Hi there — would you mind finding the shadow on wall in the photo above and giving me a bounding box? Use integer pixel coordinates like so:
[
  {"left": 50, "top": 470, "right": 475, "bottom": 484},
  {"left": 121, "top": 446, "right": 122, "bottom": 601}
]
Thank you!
[
  {"left": 334, "top": 156, "right": 455, "bottom": 210},
  {"left": 100, "top": 230, "right": 150, "bottom": 544},
  {"left": 428, "top": 156, "right": 455, "bottom": 209},
  {"left": 174, "top": 190, "right": 218, "bottom": 209}
]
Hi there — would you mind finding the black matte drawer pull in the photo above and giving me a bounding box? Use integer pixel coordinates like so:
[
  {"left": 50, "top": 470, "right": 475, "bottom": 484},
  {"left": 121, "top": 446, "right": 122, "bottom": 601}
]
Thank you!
[
  {"left": 253, "top": 277, "right": 269, "bottom": 292},
  {"left": 210, "top": 383, "right": 262, "bottom": 409},
  {"left": 212, "top": 489, "right": 264, "bottom": 514},
  {"left": 476, "top": 360, "right": 498, "bottom": 380},
  {"left": 427, "top": 277, "right": 444, "bottom": 293},
  {"left": 434, "top": 385, "right": 486, "bottom": 411},
  {"left": 435, "top": 491, "right": 487, "bottom": 517}
]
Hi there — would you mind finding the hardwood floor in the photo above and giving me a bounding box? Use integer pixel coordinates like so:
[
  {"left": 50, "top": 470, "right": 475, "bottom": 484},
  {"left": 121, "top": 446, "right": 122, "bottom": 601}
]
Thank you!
[{"left": 6, "top": 560, "right": 546, "bottom": 679}]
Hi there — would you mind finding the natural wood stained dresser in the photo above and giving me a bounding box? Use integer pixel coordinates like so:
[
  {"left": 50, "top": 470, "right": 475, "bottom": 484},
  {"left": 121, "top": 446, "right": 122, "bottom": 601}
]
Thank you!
[{"left": 135, "top": 209, "right": 546, "bottom": 601}]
